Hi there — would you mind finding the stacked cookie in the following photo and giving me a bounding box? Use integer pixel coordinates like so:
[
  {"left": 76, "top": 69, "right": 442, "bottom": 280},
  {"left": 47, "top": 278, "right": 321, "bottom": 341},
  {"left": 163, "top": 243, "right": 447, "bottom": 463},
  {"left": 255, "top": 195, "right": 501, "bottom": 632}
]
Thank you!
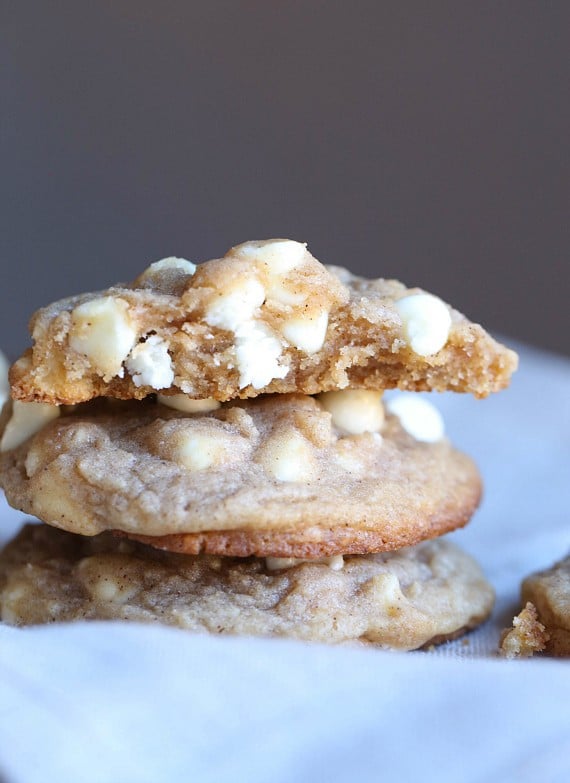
[{"left": 0, "top": 239, "right": 517, "bottom": 649}]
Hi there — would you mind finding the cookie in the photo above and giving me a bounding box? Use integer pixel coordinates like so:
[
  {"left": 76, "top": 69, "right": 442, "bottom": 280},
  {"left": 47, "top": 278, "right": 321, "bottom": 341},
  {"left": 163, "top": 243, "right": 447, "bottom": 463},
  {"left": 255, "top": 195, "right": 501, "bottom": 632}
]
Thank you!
[
  {"left": 10, "top": 239, "right": 517, "bottom": 405},
  {"left": 520, "top": 555, "right": 570, "bottom": 656},
  {"left": 0, "top": 393, "right": 481, "bottom": 557},
  {"left": 0, "top": 524, "right": 494, "bottom": 650}
]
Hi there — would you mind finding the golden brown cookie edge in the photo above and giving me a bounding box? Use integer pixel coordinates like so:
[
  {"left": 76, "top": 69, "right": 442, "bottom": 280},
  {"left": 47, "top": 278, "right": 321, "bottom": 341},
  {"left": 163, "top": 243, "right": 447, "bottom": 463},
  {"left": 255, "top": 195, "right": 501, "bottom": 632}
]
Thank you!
[{"left": 114, "top": 477, "right": 480, "bottom": 558}]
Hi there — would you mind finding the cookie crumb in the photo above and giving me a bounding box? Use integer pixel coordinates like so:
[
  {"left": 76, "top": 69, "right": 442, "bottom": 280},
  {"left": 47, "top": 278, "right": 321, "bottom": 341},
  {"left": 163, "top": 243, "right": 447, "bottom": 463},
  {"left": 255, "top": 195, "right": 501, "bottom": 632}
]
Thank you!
[{"left": 499, "top": 602, "right": 549, "bottom": 659}]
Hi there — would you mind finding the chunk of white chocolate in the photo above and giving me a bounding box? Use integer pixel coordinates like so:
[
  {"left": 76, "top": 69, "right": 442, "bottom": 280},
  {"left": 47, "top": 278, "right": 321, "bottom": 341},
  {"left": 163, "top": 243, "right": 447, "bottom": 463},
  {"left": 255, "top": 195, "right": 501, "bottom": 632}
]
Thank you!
[
  {"left": 157, "top": 395, "right": 221, "bottom": 413},
  {"left": 126, "top": 335, "right": 174, "bottom": 389},
  {"left": 0, "top": 350, "right": 9, "bottom": 410},
  {"left": 234, "top": 321, "right": 288, "bottom": 389},
  {"left": 69, "top": 297, "right": 137, "bottom": 380},
  {"left": 233, "top": 239, "right": 307, "bottom": 275},
  {"left": 265, "top": 555, "right": 344, "bottom": 571},
  {"left": 1, "top": 401, "right": 60, "bottom": 452},
  {"left": 265, "top": 279, "right": 307, "bottom": 307},
  {"left": 367, "top": 572, "right": 406, "bottom": 612},
  {"left": 318, "top": 390, "right": 384, "bottom": 436},
  {"left": 78, "top": 560, "right": 138, "bottom": 604},
  {"left": 172, "top": 432, "right": 230, "bottom": 471},
  {"left": 140, "top": 257, "right": 196, "bottom": 276},
  {"left": 258, "top": 430, "right": 317, "bottom": 482},
  {"left": 395, "top": 293, "right": 451, "bottom": 356},
  {"left": 204, "top": 277, "right": 288, "bottom": 389},
  {"left": 386, "top": 394, "right": 445, "bottom": 442},
  {"left": 282, "top": 311, "right": 329, "bottom": 353},
  {"left": 205, "top": 278, "right": 266, "bottom": 332}
]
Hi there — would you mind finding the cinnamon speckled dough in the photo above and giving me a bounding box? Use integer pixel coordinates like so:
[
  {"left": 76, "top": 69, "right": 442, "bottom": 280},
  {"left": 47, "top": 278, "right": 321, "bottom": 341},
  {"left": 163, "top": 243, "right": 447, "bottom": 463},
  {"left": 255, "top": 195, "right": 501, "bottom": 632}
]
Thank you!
[
  {"left": 0, "top": 394, "right": 481, "bottom": 557},
  {"left": 521, "top": 556, "right": 570, "bottom": 656},
  {"left": 10, "top": 239, "right": 517, "bottom": 405},
  {"left": 0, "top": 524, "right": 494, "bottom": 649}
]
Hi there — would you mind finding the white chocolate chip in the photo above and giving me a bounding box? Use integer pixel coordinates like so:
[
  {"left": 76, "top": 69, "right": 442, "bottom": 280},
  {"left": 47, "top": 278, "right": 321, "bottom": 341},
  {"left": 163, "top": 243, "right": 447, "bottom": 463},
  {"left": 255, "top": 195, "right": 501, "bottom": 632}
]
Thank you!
[
  {"left": 394, "top": 293, "right": 451, "bottom": 356},
  {"left": 234, "top": 239, "right": 307, "bottom": 274},
  {"left": 236, "top": 239, "right": 308, "bottom": 307},
  {"left": 69, "top": 297, "right": 137, "bottom": 380},
  {"left": 0, "top": 350, "right": 8, "bottom": 410},
  {"left": 205, "top": 278, "right": 265, "bottom": 332},
  {"left": 0, "top": 401, "right": 60, "bottom": 452},
  {"left": 205, "top": 279, "right": 287, "bottom": 388},
  {"left": 141, "top": 257, "right": 196, "bottom": 276},
  {"left": 204, "top": 267, "right": 290, "bottom": 389},
  {"left": 91, "top": 577, "right": 133, "bottom": 603},
  {"left": 157, "top": 395, "right": 221, "bottom": 413},
  {"left": 24, "top": 447, "right": 42, "bottom": 478},
  {"left": 318, "top": 390, "right": 384, "bottom": 436},
  {"left": 255, "top": 239, "right": 310, "bottom": 307},
  {"left": 265, "top": 280, "right": 307, "bottom": 306},
  {"left": 258, "top": 430, "right": 317, "bottom": 482},
  {"left": 172, "top": 431, "right": 230, "bottom": 471},
  {"left": 265, "top": 555, "right": 344, "bottom": 571},
  {"left": 282, "top": 311, "right": 329, "bottom": 353},
  {"left": 125, "top": 335, "right": 174, "bottom": 389},
  {"left": 78, "top": 561, "right": 138, "bottom": 604},
  {"left": 386, "top": 394, "right": 445, "bottom": 442},
  {"left": 369, "top": 572, "right": 405, "bottom": 612},
  {"left": 234, "top": 321, "right": 288, "bottom": 389}
]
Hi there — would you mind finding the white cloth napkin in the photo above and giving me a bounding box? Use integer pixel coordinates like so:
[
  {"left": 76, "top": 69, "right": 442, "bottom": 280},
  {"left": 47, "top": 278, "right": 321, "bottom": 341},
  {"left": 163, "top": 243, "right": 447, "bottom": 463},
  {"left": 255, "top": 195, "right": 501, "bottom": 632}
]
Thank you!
[{"left": 1, "top": 341, "right": 569, "bottom": 783}]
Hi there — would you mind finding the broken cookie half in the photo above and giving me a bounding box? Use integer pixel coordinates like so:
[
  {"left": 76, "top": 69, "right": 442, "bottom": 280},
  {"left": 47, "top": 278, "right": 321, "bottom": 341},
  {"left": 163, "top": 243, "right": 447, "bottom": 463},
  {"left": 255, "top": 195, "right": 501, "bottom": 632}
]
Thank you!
[{"left": 10, "top": 239, "right": 517, "bottom": 405}]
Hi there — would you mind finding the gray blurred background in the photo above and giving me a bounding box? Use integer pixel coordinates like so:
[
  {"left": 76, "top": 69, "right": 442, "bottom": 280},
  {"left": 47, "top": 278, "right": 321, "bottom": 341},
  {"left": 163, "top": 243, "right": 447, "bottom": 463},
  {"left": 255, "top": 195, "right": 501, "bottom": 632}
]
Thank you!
[{"left": 1, "top": 1, "right": 568, "bottom": 360}]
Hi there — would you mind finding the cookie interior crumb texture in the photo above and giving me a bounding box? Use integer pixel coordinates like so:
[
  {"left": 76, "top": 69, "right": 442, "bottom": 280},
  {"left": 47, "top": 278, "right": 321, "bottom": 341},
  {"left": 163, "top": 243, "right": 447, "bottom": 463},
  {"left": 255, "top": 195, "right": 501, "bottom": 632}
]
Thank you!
[
  {"left": 499, "top": 602, "right": 549, "bottom": 659},
  {"left": 0, "top": 525, "right": 494, "bottom": 650},
  {"left": 9, "top": 239, "right": 517, "bottom": 405}
]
